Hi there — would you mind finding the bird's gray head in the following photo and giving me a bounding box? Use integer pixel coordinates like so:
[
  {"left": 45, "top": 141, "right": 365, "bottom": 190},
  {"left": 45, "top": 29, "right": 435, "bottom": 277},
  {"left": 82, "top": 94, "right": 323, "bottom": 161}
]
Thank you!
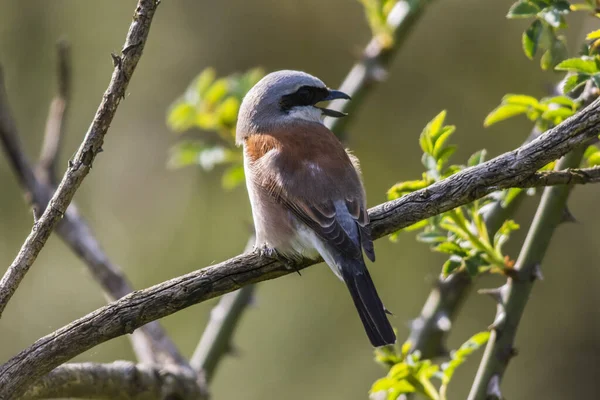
[{"left": 236, "top": 70, "right": 350, "bottom": 144}]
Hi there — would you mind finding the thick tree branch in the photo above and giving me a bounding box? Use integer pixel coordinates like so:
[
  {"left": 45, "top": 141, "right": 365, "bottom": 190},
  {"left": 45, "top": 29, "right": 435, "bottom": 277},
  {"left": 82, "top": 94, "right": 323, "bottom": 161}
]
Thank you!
[
  {"left": 0, "top": 0, "right": 159, "bottom": 317},
  {"left": 22, "top": 362, "right": 205, "bottom": 400},
  {"left": 38, "top": 39, "right": 70, "bottom": 186},
  {"left": 2, "top": 95, "right": 600, "bottom": 398},
  {"left": 0, "top": 4, "right": 192, "bottom": 371},
  {"left": 467, "top": 147, "right": 587, "bottom": 400}
]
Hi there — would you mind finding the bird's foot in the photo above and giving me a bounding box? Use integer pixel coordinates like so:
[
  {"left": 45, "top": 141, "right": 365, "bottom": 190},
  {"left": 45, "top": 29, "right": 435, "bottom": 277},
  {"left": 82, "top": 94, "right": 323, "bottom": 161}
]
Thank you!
[{"left": 255, "top": 244, "right": 302, "bottom": 276}]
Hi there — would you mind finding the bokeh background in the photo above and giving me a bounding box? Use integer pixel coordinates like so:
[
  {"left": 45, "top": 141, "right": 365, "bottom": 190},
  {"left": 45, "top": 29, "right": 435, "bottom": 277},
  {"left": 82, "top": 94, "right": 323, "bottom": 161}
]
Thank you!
[{"left": 1, "top": 1, "right": 600, "bottom": 399}]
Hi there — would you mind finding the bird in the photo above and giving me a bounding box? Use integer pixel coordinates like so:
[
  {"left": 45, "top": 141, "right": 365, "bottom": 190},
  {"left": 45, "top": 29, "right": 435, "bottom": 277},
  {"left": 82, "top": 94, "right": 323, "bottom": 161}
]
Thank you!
[{"left": 236, "top": 70, "right": 396, "bottom": 347}]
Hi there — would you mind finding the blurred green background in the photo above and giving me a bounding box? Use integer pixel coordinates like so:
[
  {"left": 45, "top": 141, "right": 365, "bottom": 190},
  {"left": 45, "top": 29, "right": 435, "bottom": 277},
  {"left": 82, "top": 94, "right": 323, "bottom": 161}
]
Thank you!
[{"left": 1, "top": 1, "right": 600, "bottom": 399}]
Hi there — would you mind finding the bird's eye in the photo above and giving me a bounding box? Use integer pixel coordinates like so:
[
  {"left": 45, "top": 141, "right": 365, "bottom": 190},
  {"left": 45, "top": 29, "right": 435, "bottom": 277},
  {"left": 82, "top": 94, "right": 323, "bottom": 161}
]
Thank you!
[{"left": 296, "top": 87, "right": 314, "bottom": 104}]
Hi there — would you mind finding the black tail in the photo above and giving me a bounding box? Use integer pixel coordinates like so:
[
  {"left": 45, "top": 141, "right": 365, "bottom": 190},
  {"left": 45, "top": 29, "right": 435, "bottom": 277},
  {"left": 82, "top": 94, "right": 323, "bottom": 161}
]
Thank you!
[{"left": 339, "top": 257, "right": 396, "bottom": 347}]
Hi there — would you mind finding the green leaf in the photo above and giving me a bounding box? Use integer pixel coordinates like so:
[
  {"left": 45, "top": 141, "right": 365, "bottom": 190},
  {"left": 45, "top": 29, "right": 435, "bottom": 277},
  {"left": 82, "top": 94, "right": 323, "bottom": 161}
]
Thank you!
[
  {"left": 507, "top": 0, "right": 541, "bottom": 17},
  {"left": 215, "top": 96, "right": 241, "bottom": 128},
  {"left": 571, "top": 2, "right": 595, "bottom": 11},
  {"left": 588, "top": 152, "right": 600, "bottom": 166},
  {"left": 501, "top": 94, "right": 539, "bottom": 107},
  {"left": 464, "top": 257, "right": 480, "bottom": 277},
  {"left": 389, "top": 363, "right": 411, "bottom": 380},
  {"left": 540, "top": 95, "right": 576, "bottom": 107},
  {"left": 562, "top": 73, "right": 589, "bottom": 93},
  {"left": 587, "top": 29, "right": 600, "bottom": 40},
  {"left": 583, "top": 144, "right": 599, "bottom": 160},
  {"left": 434, "top": 242, "right": 468, "bottom": 257},
  {"left": 166, "top": 102, "right": 197, "bottom": 132},
  {"left": 419, "top": 130, "right": 433, "bottom": 154},
  {"left": 436, "top": 145, "right": 457, "bottom": 166},
  {"left": 432, "top": 126, "right": 456, "bottom": 159},
  {"left": 204, "top": 78, "right": 229, "bottom": 105},
  {"left": 484, "top": 104, "right": 529, "bottom": 126},
  {"left": 522, "top": 20, "right": 544, "bottom": 59},
  {"left": 494, "top": 219, "right": 520, "bottom": 252},
  {"left": 540, "top": 35, "right": 568, "bottom": 70},
  {"left": 501, "top": 187, "right": 524, "bottom": 207},
  {"left": 416, "top": 232, "right": 448, "bottom": 244},
  {"left": 403, "top": 219, "right": 430, "bottom": 232},
  {"left": 387, "top": 180, "right": 430, "bottom": 200},
  {"left": 541, "top": 106, "right": 574, "bottom": 123},
  {"left": 442, "top": 258, "right": 462, "bottom": 276},
  {"left": 428, "top": 110, "right": 447, "bottom": 140},
  {"left": 441, "top": 331, "right": 491, "bottom": 385},
  {"left": 468, "top": 149, "right": 487, "bottom": 167},
  {"left": 555, "top": 57, "right": 600, "bottom": 74},
  {"left": 553, "top": 0, "right": 571, "bottom": 12}
]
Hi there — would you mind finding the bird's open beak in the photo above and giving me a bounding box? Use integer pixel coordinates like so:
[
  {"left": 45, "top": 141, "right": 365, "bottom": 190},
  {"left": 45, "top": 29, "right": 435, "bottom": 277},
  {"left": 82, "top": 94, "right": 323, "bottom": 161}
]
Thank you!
[{"left": 316, "top": 89, "right": 351, "bottom": 118}]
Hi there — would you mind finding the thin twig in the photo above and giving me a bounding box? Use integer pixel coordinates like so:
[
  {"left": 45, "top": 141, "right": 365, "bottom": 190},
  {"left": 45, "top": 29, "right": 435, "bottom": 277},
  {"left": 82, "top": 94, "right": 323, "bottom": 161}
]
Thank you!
[
  {"left": 0, "top": 0, "right": 159, "bottom": 317},
  {"left": 2, "top": 96, "right": 600, "bottom": 397},
  {"left": 467, "top": 146, "right": 587, "bottom": 400},
  {"left": 325, "top": 0, "right": 436, "bottom": 134},
  {"left": 190, "top": 237, "right": 256, "bottom": 382},
  {"left": 22, "top": 362, "right": 206, "bottom": 400},
  {"left": 38, "top": 39, "right": 71, "bottom": 186},
  {"left": 520, "top": 166, "right": 600, "bottom": 186}
]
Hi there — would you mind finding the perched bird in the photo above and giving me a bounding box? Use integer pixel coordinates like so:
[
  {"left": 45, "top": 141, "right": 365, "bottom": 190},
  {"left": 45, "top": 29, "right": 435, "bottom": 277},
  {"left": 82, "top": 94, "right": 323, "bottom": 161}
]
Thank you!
[{"left": 236, "top": 70, "right": 396, "bottom": 347}]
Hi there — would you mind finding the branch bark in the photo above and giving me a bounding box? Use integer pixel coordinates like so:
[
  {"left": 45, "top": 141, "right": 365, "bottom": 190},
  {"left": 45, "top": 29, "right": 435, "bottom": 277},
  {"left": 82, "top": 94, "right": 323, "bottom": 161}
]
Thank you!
[
  {"left": 0, "top": 0, "right": 160, "bottom": 318},
  {"left": 2, "top": 94, "right": 600, "bottom": 397},
  {"left": 520, "top": 166, "right": 600, "bottom": 186},
  {"left": 22, "top": 362, "right": 205, "bottom": 400}
]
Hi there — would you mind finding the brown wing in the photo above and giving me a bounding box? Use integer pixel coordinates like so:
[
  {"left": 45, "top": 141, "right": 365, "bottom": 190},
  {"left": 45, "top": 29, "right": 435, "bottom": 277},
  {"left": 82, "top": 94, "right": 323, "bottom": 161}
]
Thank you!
[{"left": 245, "top": 122, "right": 374, "bottom": 261}]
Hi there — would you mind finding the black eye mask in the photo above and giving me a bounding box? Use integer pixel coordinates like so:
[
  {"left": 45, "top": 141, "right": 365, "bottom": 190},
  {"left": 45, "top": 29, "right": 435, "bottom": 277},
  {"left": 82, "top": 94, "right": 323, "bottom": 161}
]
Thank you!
[{"left": 280, "top": 86, "right": 351, "bottom": 118}]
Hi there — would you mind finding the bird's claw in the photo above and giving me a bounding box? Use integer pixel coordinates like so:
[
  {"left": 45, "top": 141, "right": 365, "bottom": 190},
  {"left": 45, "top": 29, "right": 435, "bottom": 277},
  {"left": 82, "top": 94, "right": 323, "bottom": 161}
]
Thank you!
[
  {"left": 255, "top": 244, "right": 301, "bottom": 276},
  {"left": 257, "top": 244, "right": 279, "bottom": 259}
]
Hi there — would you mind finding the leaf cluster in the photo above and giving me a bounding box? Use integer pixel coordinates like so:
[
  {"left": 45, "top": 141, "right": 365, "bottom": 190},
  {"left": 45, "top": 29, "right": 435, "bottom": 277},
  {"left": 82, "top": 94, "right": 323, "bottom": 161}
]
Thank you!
[
  {"left": 166, "top": 68, "right": 264, "bottom": 189},
  {"left": 484, "top": 93, "right": 579, "bottom": 132},
  {"left": 370, "top": 332, "right": 490, "bottom": 400},
  {"left": 507, "top": 0, "right": 580, "bottom": 69},
  {"left": 387, "top": 112, "right": 520, "bottom": 278}
]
